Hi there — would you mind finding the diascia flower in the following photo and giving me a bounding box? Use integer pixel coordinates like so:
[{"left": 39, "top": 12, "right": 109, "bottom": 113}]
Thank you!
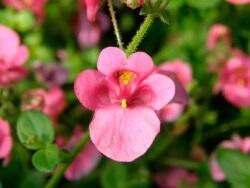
[
  {"left": 158, "top": 60, "right": 192, "bottom": 122},
  {"left": 207, "top": 24, "right": 231, "bottom": 50},
  {"left": 3, "top": 0, "right": 48, "bottom": 23},
  {"left": 0, "top": 118, "right": 13, "bottom": 166},
  {"left": 22, "top": 87, "right": 66, "bottom": 123},
  {"left": 226, "top": 0, "right": 250, "bottom": 5},
  {"left": 79, "top": 0, "right": 100, "bottom": 22},
  {"left": 0, "top": 24, "right": 29, "bottom": 87},
  {"left": 217, "top": 51, "right": 250, "bottom": 108},
  {"left": 56, "top": 126, "right": 101, "bottom": 181},
  {"left": 210, "top": 135, "right": 250, "bottom": 181},
  {"left": 74, "top": 47, "right": 187, "bottom": 162},
  {"left": 154, "top": 168, "right": 198, "bottom": 188}
]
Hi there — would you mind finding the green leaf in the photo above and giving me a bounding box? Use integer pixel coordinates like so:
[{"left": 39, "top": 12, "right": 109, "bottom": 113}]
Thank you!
[
  {"left": 15, "top": 11, "right": 35, "bottom": 32},
  {"left": 101, "top": 162, "right": 129, "bottom": 188},
  {"left": 216, "top": 148, "right": 250, "bottom": 188},
  {"left": 186, "top": 0, "right": 221, "bottom": 9},
  {"left": 20, "top": 171, "right": 45, "bottom": 188},
  {"left": 32, "top": 144, "right": 59, "bottom": 173},
  {"left": 17, "top": 110, "right": 55, "bottom": 150}
]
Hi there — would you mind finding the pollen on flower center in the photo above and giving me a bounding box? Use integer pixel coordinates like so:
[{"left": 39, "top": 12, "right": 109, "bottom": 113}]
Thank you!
[
  {"left": 121, "top": 99, "right": 127, "bottom": 108},
  {"left": 237, "top": 78, "right": 246, "bottom": 86},
  {"left": 118, "top": 70, "right": 137, "bottom": 85}
]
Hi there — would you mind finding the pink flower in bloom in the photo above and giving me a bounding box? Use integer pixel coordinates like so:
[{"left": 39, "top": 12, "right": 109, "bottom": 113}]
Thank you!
[
  {"left": 217, "top": 51, "right": 250, "bottom": 108},
  {"left": 210, "top": 135, "right": 250, "bottom": 181},
  {"left": 79, "top": 0, "right": 100, "bottom": 22},
  {"left": 125, "top": 0, "right": 145, "bottom": 9},
  {"left": 158, "top": 60, "right": 192, "bottom": 122},
  {"left": 0, "top": 24, "right": 29, "bottom": 87},
  {"left": 74, "top": 47, "right": 187, "bottom": 162},
  {"left": 56, "top": 127, "right": 101, "bottom": 181},
  {"left": 207, "top": 24, "right": 231, "bottom": 50},
  {"left": 3, "top": 0, "right": 48, "bottom": 23},
  {"left": 154, "top": 168, "right": 198, "bottom": 188},
  {"left": 0, "top": 118, "right": 13, "bottom": 166},
  {"left": 226, "top": 0, "right": 250, "bottom": 5},
  {"left": 22, "top": 87, "right": 66, "bottom": 122},
  {"left": 75, "top": 11, "right": 110, "bottom": 48}
]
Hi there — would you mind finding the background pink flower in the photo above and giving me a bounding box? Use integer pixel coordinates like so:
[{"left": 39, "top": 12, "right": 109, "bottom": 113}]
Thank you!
[
  {"left": 0, "top": 118, "right": 13, "bottom": 166},
  {"left": 0, "top": 24, "right": 29, "bottom": 87},
  {"left": 210, "top": 135, "right": 250, "bottom": 181},
  {"left": 226, "top": 0, "right": 250, "bottom": 5},
  {"left": 22, "top": 87, "right": 66, "bottom": 122},
  {"left": 56, "top": 126, "right": 101, "bottom": 181},
  {"left": 207, "top": 24, "right": 231, "bottom": 50},
  {"left": 79, "top": 0, "right": 100, "bottom": 22},
  {"left": 217, "top": 51, "right": 250, "bottom": 108},
  {"left": 125, "top": 0, "right": 145, "bottom": 9},
  {"left": 75, "top": 12, "right": 110, "bottom": 48},
  {"left": 154, "top": 168, "right": 198, "bottom": 188},
  {"left": 3, "top": 0, "right": 48, "bottom": 23},
  {"left": 74, "top": 47, "right": 187, "bottom": 162},
  {"left": 158, "top": 60, "right": 192, "bottom": 122}
]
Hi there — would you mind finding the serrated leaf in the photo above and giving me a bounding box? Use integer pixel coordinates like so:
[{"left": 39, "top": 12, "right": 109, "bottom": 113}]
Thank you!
[
  {"left": 32, "top": 144, "right": 59, "bottom": 173},
  {"left": 216, "top": 148, "right": 250, "bottom": 188},
  {"left": 17, "top": 110, "right": 55, "bottom": 150}
]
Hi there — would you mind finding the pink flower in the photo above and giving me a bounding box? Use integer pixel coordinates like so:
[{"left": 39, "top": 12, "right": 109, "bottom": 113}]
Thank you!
[
  {"left": 158, "top": 60, "right": 192, "bottom": 122},
  {"left": 217, "top": 51, "right": 250, "bottom": 108},
  {"left": 207, "top": 24, "right": 231, "bottom": 50},
  {"left": 3, "top": 0, "right": 48, "bottom": 23},
  {"left": 154, "top": 168, "right": 198, "bottom": 188},
  {"left": 79, "top": 0, "right": 100, "bottom": 22},
  {"left": 0, "top": 118, "right": 13, "bottom": 166},
  {"left": 0, "top": 24, "right": 29, "bottom": 87},
  {"left": 125, "top": 0, "right": 145, "bottom": 9},
  {"left": 226, "top": 0, "right": 250, "bottom": 5},
  {"left": 75, "top": 11, "right": 110, "bottom": 48},
  {"left": 210, "top": 135, "right": 250, "bottom": 181},
  {"left": 74, "top": 47, "right": 187, "bottom": 162},
  {"left": 22, "top": 87, "right": 66, "bottom": 122},
  {"left": 56, "top": 127, "right": 101, "bottom": 181}
]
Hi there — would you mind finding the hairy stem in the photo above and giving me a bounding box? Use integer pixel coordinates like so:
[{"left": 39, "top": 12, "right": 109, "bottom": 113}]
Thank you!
[
  {"left": 44, "top": 132, "right": 90, "bottom": 188},
  {"left": 107, "top": 0, "right": 123, "bottom": 49},
  {"left": 126, "top": 15, "right": 154, "bottom": 56}
]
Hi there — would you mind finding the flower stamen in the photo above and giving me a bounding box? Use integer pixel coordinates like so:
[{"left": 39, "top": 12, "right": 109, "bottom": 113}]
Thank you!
[
  {"left": 121, "top": 99, "right": 127, "bottom": 108},
  {"left": 119, "top": 70, "right": 137, "bottom": 85}
]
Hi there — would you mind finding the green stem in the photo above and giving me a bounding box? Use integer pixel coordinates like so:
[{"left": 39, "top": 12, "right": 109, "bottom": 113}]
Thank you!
[
  {"left": 126, "top": 15, "right": 154, "bottom": 56},
  {"left": 164, "top": 158, "right": 200, "bottom": 170},
  {"left": 44, "top": 132, "right": 90, "bottom": 188},
  {"left": 107, "top": 0, "right": 123, "bottom": 49}
]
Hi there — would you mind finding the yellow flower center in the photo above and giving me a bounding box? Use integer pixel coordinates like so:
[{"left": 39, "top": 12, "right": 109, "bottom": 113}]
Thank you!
[
  {"left": 118, "top": 70, "right": 137, "bottom": 85},
  {"left": 237, "top": 78, "right": 246, "bottom": 86},
  {"left": 121, "top": 99, "right": 127, "bottom": 108}
]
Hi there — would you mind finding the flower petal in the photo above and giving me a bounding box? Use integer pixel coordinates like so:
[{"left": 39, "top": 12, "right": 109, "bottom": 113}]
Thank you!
[
  {"left": 97, "top": 47, "right": 126, "bottom": 76},
  {"left": 65, "top": 142, "right": 101, "bottom": 181},
  {"left": 126, "top": 52, "right": 155, "bottom": 79},
  {"left": 74, "top": 70, "right": 111, "bottom": 110},
  {"left": 90, "top": 106, "right": 160, "bottom": 162},
  {"left": 0, "top": 24, "right": 19, "bottom": 63},
  {"left": 12, "top": 45, "right": 29, "bottom": 66},
  {"left": 141, "top": 73, "right": 176, "bottom": 110},
  {"left": 160, "top": 71, "right": 188, "bottom": 105}
]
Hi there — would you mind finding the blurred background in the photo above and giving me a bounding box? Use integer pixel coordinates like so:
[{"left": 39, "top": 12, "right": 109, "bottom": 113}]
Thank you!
[{"left": 0, "top": 0, "right": 250, "bottom": 187}]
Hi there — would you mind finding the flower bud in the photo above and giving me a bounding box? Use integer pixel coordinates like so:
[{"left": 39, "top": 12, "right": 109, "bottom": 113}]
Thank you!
[
  {"left": 124, "top": 0, "right": 144, "bottom": 9},
  {"left": 140, "top": 0, "right": 170, "bottom": 23}
]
